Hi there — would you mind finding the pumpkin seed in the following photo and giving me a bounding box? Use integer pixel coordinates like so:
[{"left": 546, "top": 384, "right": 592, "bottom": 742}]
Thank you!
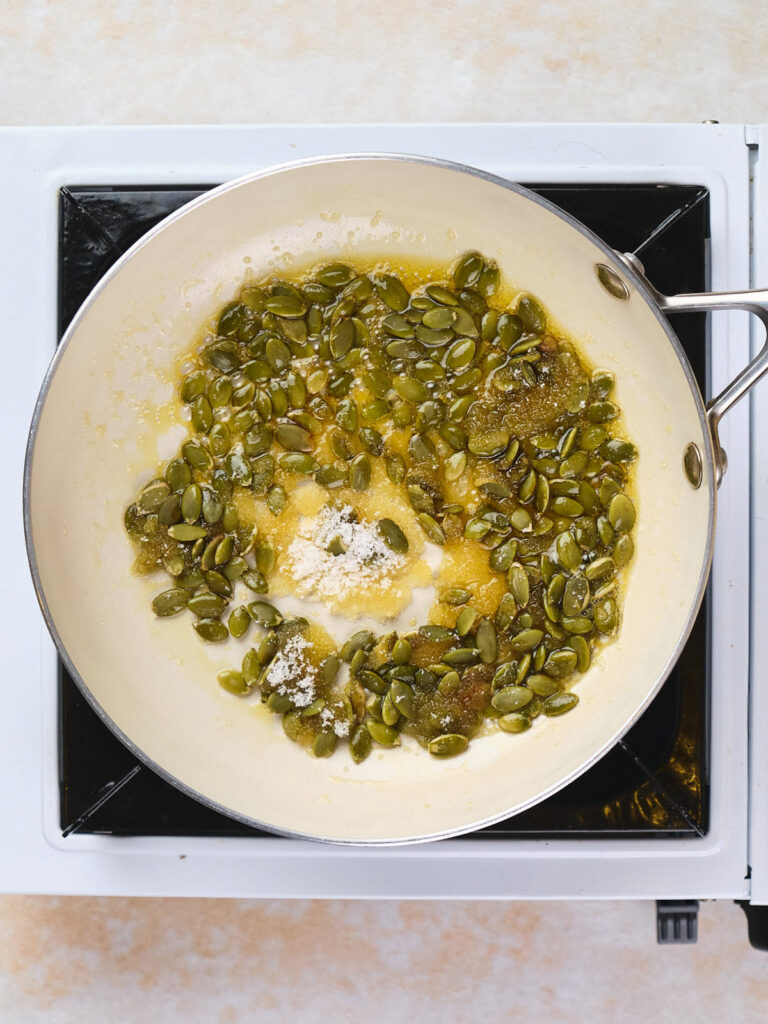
[
  {"left": 614, "top": 534, "right": 634, "bottom": 567},
  {"left": 244, "top": 601, "right": 282, "bottom": 629},
  {"left": 228, "top": 606, "right": 251, "bottom": 639},
  {"left": 428, "top": 733, "right": 468, "bottom": 758},
  {"left": 418, "top": 513, "right": 446, "bottom": 545},
  {"left": 443, "top": 451, "right": 467, "bottom": 481},
  {"left": 453, "top": 251, "right": 483, "bottom": 289},
  {"left": 511, "top": 628, "right": 544, "bottom": 653},
  {"left": 349, "top": 453, "right": 371, "bottom": 491},
  {"left": 350, "top": 724, "right": 373, "bottom": 763},
  {"left": 366, "top": 719, "right": 400, "bottom": 747},
  {"left": 194, "top": 619, "right": 229, "bottom": 643},
  {"left": 456, "top": 607, "right": 478, "bottom": 636},
  {"left": 518, "top": 295, "right": 545, "bottom": 333},
  {"left": 556, "top": 531, "right": 581, "bottom": 572},
  {"left": 392, "top": 638, "right": 412, "bottom": 665},
  {"left": 476, "top": 619, "right": 497, "bottom": 664},
  {"left": 492, "top": 685, "right": 534, "bottom": 713},
  {"left": 543, "top": 649, "right": 579, "bottom": 678},
  {"left": 276, "top": 421, "right": 312, "bottom": 452},
  {"left": 377, "top": 518, "right": 409, "bottom": 554},
  {"left": 441, "top": 587, "right": 471, "bottom": 606},
  {"left": 562, "top": 576, "right": 590, "bottom": 617},
  {"left": 375, "top": 274, "right": 409, "bottom": 311},
  {"left": 608, "top": 493, "right": 636, "bottom": 532},
  {"left": 594, "top": 598, "right": 618, "bottom": 634},
  {"left": 241, "top": 569, "right": 268, "bottom": 593},
  {"left": 542, "top": 692, "right": 579, "bottom": 716},
  {"left": 218, "top": 669, "right": 249, "bottom": 695},
  {"left": 442, "top": 647, "right": 480, "bottom": 666},
  {"left": 508, "top": 563, "right": 530, "bottom": 607},
  {"left": 151, "top": 588, "right": 189, "bottom": 617},
  {"left": 278, "top": 453, "right": 315, "bottom": 475},
  {"left": 168, "top": 523, "right": 207, "bottom": 542},
  {"left": 498, "top": 712, "right": 531, "bottom": 734}
]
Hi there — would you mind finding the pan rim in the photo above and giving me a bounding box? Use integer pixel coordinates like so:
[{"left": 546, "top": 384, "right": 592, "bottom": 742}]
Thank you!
[{"left": 23, "top": 153, "right": 717, "bottom": 845}]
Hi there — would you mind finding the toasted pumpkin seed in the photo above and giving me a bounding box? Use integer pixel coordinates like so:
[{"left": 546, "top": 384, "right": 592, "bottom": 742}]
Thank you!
[
  {"left": 428, "top": 733, "right": 468, "bottom": 758},
  {"left": 492, "top": 685, "right": 534, "bottom": 713}
]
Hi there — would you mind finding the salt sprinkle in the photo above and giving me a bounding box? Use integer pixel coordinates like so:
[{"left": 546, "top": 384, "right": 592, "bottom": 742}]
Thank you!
[
  {"left": 284, "top": 503, "right": 404, "bottom": 603},
  {"left": 265, "top": 634, "right": 316, "bottom": 708}
]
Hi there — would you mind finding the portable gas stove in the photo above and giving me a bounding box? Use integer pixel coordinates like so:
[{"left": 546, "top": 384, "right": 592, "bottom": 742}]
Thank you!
[{"left": 2, "top": 124, "right": 767, "bottom": 946}]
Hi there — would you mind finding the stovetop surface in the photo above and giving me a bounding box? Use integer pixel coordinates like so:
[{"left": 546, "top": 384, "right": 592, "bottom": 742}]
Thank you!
[{"left": 58, "top": 181, "right": 711, "bottom": 839}]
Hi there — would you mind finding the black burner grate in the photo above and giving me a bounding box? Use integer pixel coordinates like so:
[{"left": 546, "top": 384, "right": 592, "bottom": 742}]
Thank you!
[{"left": 58, "top": 181, "right": 710, "bottom": 838}]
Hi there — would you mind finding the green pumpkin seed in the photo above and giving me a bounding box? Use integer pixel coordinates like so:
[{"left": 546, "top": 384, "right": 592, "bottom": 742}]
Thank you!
[
  {"left": 492, "top": 685, "right": 534, "bottom": 713},
  {"left": 329, "top": 318, "right": 355, "bottom": 360},
  {"left": 498, "top": 713, "right": 531, "bottom": 734},
  {"left": 551, "top": 496, "right": 584, "bottom": 517},
  {"left": 247, "top": 601, "right": 282, "bottom": 627},
  {"left": 586, "top": 400, "right": 618, "bottom": 423},
  {"left": 377, "top": 518, "right": 409, "bottom": 554},
  {"left": 180, "top": 371, "right": 207, "bottom": 403},
  {"left": 418, "top": 513, "right": 446, "bottom": 545},
  {"left": 428, "top": 733, "right": 468, "bottom": 758},
  {"left": 511, "top": 628, "right": 544, "bottom": 654},
  {"left": 442, "top": 647, "right": 480, "bottom": 666},
  {"left": 561, "top": 576, "right": 589, "bottom": 617},
  {"left": 476, "top": 619, "right": 497, "bottom": 664},
  {"left": 218, "top": 669, "right": 249, "bottom": 695},
  {"left": 556, "top": 531, "right": 581, "bottom": 572},
  {"left": 614, "top": 534, "right": 634, "bottom": 567},
  {"left": 542, "top": 692, "right": 579, "bottom": 716},
  {"left": 168, "top": 523, "right": 207, "bottom": 542},
  {"left": 594, "top": 598, "right": 618, "bottom": 634},
  {"left": 366, "top": 719, "right": 400, "bottom": 747},
  {"left": 151, "top": 588, "right": 189, "bottom": 617},
  {"left": 194, "top": 618, "right": 229, "bottom": 643},
  {"left": 359, "top": 670, "right": 388, "bottom": 695},
  {"left": 349, "top": 453, "right": 371, "bottom": 491},
  {"left": 518, "top": 295, "right": 545, "bottom": 333},
  {"left": 456, "top": 607, "right": 478, "bottom": 636},
  {"left": 392, "top": 638, "right": 412, "bottom": 665},
  {"left": 375, "top": 274, "right": 409, "bottom": 312},
  {"left": 507, "top": 563, "right": 530, "bottom": 607},
  {"left": 445, "top": 337, "right": 476, "bottom": 370},
  {"left": 384, "top": 454, "right": 406, "bottom": 485},
  {"left": 310, "top": 731, "right": 336, "bottom": 758},
  {"left": 440, "top": 587, "right": 471, "bottom": 606},
  {"left": 138, "top": 479, "right": 170, "bottom": 513},
  {"left": 241, "top": 569, "right": 268, "bottom": 593},
  {"left": 453, "top": 251, "right": 483, "bottom": 289},
  {"left": 276, "top": 421, "right": 312, "bottom": 452},
  {"left": 279, "top": 453, "right": 316, "bottom": 474},
  {"left": 228, "top": 606, "right": 251, "bottom": 639},
  {"left": 350, "top": 724, "right": 373, "bottom": 763},
  {"left": 390, "top": 680, "right": 415, "bottom": 719},
  {"left": 180, "top": 483, "right": 202, "bottom": 523},
  {"left": 190, "top": 395, "right": 213, "bottom": 433},
  {"left": 543, "top": 649, "right": 579, "bottom": 678},
  {"left": 442, "top": 451, "right": 467, "bottom": 482},
  {"left": 608, "top": 493, "right": 636, "bottom": 532},
  {"left": 188, "top": 592, "right": 226, "bottom": 618}
]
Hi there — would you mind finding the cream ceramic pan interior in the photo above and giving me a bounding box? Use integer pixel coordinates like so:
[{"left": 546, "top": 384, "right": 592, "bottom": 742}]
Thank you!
[{"left": 26, "top": 157, "right": 714, "bottom": 844}]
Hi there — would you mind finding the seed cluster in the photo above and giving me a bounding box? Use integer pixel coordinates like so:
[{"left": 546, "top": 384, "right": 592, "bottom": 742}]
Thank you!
[{"left": 124, "top": 251, "right": 637, "bottom": 761}]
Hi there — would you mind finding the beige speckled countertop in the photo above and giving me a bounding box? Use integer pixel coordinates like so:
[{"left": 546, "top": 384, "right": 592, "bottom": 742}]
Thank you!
[{"left": 3, "top": 1, "right": 768, "bottom": 1021}]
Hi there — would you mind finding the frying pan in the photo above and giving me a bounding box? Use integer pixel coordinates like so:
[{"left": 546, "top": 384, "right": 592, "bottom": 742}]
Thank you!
[{"left": 23, "top": 155, "right": 768, "bottom": 844}]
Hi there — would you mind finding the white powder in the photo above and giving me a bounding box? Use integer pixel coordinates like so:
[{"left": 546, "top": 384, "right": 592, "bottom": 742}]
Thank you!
[
  {"left": 320, "top": 705, "right": 351, "bottom": 738},
  {"left": 284, "top": 504, "right": 404, "bottom": 604},
  {"left": 265, "top": 633, "right": 316, "bottom": 708}
]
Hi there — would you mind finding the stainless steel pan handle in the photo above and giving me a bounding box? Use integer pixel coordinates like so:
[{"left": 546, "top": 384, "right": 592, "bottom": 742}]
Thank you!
[{"left": 619, "top": 254, "right": 768, "bottom": 485}]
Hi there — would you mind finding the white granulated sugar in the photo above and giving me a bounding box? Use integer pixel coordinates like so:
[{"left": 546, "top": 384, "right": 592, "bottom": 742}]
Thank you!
[
  {"left": 266, "top": 633, "right": 316, "bottom": 708},
  {"left": 320, "top": 705, "right": 351, "bottom": 738},
  {"left": 284, "top": 504, "right": 405, "bottom": 603}
]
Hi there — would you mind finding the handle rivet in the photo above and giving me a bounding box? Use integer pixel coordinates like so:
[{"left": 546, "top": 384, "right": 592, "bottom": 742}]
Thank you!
[
  {"left": 595, "top": 264, "right": 630, "bottom": 300},
  {"left": 683, "top": 442, "right": 703, "bottom": 489}
]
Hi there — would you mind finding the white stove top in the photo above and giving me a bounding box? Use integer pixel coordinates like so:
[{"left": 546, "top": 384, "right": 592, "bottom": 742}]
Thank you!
[{"left": 1, "top": 123, "right": 763, "bottom": 900}]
